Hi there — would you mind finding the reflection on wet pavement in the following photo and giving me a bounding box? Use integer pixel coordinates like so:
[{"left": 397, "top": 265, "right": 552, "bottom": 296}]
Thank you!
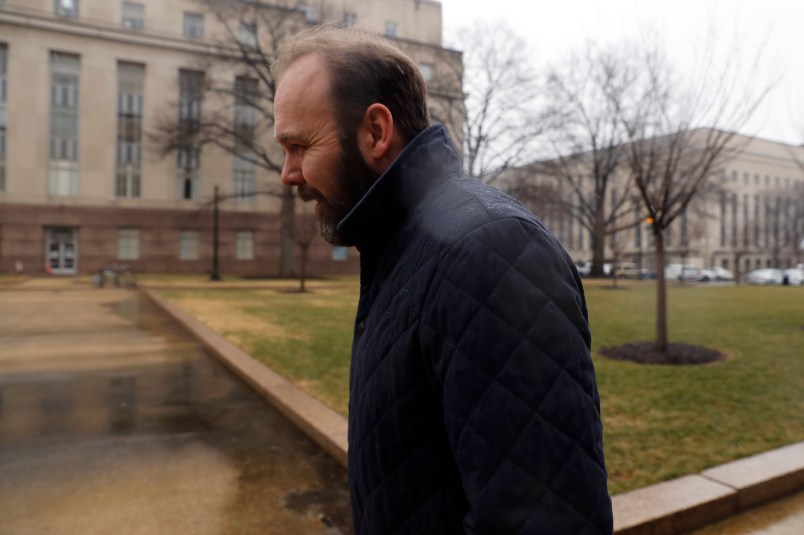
[
  {"left": 690, "top": 491, "right": 804, "bottom": 534},
  {"left": 0, "top": 289, "right": 351, "bottom": 535}
]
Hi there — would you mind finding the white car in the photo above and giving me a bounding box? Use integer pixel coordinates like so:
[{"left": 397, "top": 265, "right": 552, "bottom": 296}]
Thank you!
[
  {"left": 665, "top": 264, "right": 701, "bottom": 281},
  {"left": 746, "top": 268, "right": 783, "bottom": 285},
  {"left": 783, "top": 268, "right": 804, "bottom": 286},
  {"left": 698, "top": 267, "right": 734, "bottom": 282}
]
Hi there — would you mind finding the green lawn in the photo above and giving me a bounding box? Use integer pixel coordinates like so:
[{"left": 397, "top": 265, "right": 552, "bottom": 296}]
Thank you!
[{"left": 160, "top": 279, "right": 803, "bottom": 494}]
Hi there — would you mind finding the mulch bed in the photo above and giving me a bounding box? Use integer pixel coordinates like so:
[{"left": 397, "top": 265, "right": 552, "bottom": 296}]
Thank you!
[{"left": 599, "top": 342, "right": 727, "bottom": 365}]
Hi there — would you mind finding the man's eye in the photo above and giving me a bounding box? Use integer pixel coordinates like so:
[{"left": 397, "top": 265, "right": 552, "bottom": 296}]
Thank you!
[{"left": 291, "top": 144, "right": 306, "bottom": 154}]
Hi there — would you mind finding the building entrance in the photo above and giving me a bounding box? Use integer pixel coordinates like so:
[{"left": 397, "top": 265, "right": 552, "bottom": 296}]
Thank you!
[{"left": 45, "top": 227, "right": 77, "bottom": 274}]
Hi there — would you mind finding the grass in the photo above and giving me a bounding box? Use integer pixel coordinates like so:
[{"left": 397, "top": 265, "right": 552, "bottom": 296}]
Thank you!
[
  {"left": 159, "top": 279, "right": 804, "bottom": 494},
  {"left": 161, "top": 279, "right": 359, "bottom": 415}
]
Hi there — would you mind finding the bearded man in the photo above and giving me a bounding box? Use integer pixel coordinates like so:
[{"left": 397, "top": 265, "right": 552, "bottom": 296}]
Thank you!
[{"left": 273, "top": 27, "right": 612, "bottom": 535}]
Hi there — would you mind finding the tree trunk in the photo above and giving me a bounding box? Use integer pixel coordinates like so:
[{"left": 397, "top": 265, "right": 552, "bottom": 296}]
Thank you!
[
  {"left": 279, "top": 186, "right": 296, "bottom": 278},
  {"left": 299, "top": 245, "right": 308, "bottom": 293},
  {"left": 654, "top": 229, "right": 668, "bottom": 353},
  {"left": 590, "top": 226, "right": 607, "bottom": 277}
]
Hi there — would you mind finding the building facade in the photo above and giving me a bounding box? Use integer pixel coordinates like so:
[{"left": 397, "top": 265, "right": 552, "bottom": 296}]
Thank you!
[
  {"left": 510, "top": 132, "right": 804, "bottom": 274},
  {"left": 0, "top": 0, "right": 462, "bottom": 276}
]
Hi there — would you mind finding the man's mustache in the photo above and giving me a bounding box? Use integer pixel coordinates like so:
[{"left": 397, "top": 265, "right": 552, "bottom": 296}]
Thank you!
[{"left": 298, "top": 184, "right": 325, "bottom": 204}]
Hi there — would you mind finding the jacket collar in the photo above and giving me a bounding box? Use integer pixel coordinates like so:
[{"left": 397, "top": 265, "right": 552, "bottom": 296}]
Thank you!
[{"left": 337, "top": 124, "right": 463, "bottom": 250}]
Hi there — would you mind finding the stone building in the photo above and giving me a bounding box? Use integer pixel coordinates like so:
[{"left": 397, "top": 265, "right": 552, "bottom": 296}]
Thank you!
[
  {"left": 508, "top": 131, "right": 804, "bottom": 274},
  {"left": 0, "top": 0, "right": 462, "bottom": 276}
]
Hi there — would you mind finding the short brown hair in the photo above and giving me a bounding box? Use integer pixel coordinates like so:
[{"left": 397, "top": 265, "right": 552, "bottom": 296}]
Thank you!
[{"left": 273, "top": 25, "right": 430, "bottom": 144}]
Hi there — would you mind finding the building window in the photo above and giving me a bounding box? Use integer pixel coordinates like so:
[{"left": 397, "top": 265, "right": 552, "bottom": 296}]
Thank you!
[
  {"left": 0, "top": 44, "right": 6, "bottom": 192},
  {"left": 238, "top": 22, "right": 257, "bottom": 48},
  {"left": 121, "top": 1, "right": 144, "bottom": 29},
  {"left": 385, "top": 21, "right": 397, "bottom": 37},
  {"left": 176, "top": 69, "right": 203, "bottom": 200},
  {"left": 179, "top": 230, "right": 199, "bottom": 260},
  {"left": 743, "top": 194, "right": 749, "bottom": 248},
  {"left": 233, "top": 76, "right": 257, "bottom": 202},
  {"left": 419, "top": 62, "right": 434, "bottom": 82},
  {"left": 665, "top": 220, "right": 672, "bottom": 247},
  {"left": 731, "top": 194, "right": 738, "bottom": 247},
  {"left": 116, "top": 62, "right": 144, "bottom": 198},
  {"left": 343, "top": 11, "right": 357, "bottom": 26},
  {"left": 567, "top": 200, "right": 575, "bottom": 249},
  {"left": 753, "top": 194, "right": 760, "bottom": 246},
  {"left": 719, "top": 191, "right": 727, "bottom": 247},
  {"left": 299, "top": 3, "right": 317, "bottom": 23},
  {"left": 236, "top": 231, "right": 254, "bottom": 260},
  {"left": 49, "top": 52, "right": 80, "bottom": 196},
  {"left": 332, "top": 246, "right": 348, "bottom": 261},
  {"left": 680, "top": 212, "right": 688, "bottom": 248},
  {"left": 54, "top": 0, "right": 78, "bottom": 17},
  {"left": 233, "top": 156, "right": 255, "bottom": 202},
  {"left": 117, "top": 229, "right": 140, "bottom": 260},
  {"left": 183, "top": 12, "right": 204, "bottom": 39}
]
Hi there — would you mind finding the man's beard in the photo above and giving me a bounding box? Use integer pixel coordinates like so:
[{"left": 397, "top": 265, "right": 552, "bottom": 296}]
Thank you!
[{"left": 298, "top": 134, "right": 379, "bottom": 246}]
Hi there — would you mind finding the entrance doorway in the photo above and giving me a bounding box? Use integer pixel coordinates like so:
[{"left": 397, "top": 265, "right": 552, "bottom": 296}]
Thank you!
[{"left": 45, "top": 227, "right": 78, "bottom": 274}]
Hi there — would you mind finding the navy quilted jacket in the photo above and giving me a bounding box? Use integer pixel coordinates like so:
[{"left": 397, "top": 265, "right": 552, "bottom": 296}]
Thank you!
[{"left": 339, "top": 125, "right": 612, "bottom": 534}]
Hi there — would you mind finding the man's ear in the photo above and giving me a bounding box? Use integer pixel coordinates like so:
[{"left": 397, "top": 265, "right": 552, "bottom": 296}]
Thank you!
[{"left": 358, "top": 103, "right": 403, "bottom": 171}]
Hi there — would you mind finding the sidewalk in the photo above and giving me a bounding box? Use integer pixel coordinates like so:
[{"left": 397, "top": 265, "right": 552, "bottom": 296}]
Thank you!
[{"left": 0, "top": 280, "right": 352, "bottom": 535}]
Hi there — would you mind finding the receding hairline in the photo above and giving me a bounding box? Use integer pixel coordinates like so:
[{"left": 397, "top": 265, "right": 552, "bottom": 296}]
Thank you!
[{"left": 272, "top": 26, "right": 413, "bottom": 83}]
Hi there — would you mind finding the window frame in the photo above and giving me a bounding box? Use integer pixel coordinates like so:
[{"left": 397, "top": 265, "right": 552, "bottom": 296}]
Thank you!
[
  {"left": 183, "top": 11, "right": 204, "bottom": 39},
  {"left": 117, "top": 228, "right": 140, "bottom": 260}
]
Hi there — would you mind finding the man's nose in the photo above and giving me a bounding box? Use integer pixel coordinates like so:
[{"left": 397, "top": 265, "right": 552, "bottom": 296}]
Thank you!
[{"left": 280, "top": 156, "right": 303, "bottom": 187}]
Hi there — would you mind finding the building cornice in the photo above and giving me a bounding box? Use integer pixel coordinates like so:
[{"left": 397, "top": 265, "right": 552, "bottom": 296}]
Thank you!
[{"left": 0, "top": 6, "right": 216, "bottom": 56}]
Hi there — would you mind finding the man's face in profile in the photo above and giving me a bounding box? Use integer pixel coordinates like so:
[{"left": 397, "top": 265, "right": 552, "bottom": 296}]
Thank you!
[{"left": 274, "top": 54, "right": 377, "bottom": 245}]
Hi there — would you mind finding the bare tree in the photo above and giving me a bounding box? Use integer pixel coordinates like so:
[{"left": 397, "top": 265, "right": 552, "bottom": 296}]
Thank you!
[
  {"left": 533, "top": 44, "right": 640, "bottom": 277},
  {"left": 788, "top": 140, "right": 804, "bottom": 266},
  {"left": 434, "top": 22, "right": 543, "bottom": 182},
  {"left": 151, "top": 1, "right": 317, "bottom": 278},
  {"left": 294, "top": 202, "right": 319, "bottom": 292},
  {"left": 504, "top": 169, "right": 562, "bottom": 219},
  {"left": 611, "top": 39, "right": 773, "bottom": 353}
]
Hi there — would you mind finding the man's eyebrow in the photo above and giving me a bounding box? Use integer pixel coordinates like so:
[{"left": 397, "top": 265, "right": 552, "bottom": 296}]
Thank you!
[{"left": 276, "top": 131, "right": 304, "bottom": 144}]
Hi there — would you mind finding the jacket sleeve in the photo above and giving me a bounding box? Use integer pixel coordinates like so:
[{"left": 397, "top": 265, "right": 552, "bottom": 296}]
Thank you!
[{"left": 420, "top": 217, "right": 613, "bottom": 534}]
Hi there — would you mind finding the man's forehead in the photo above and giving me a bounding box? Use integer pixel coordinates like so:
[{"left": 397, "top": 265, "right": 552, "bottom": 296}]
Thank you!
[
  {"left": 274, "top": 54, "right": 331, "bottom": 138},
  {"left": 277, "top": 53, "right": 328, "bottom": 94}
]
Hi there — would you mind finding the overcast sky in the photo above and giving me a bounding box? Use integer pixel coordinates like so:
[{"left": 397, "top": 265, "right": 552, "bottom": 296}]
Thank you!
[{"left": 438, "top": 0, "right": 803, "bottom": 146}]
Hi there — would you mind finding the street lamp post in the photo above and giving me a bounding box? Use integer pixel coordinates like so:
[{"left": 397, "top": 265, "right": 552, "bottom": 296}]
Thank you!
[{"left": 211, "top": 185, "right": 221, "bottom": 281}]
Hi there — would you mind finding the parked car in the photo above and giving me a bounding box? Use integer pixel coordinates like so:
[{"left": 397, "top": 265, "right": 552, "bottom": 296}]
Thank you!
[
  {"left": 614, "top": 263, "right": 640, "bottom": 278},
  {"left": 698, "top": 267, "right": 734, "bottom": 282},
  {"left": 575, "top": 261, "right": 591, "bottom": 277},
  {"left": 665, "top": 264, "right": 701, "bottom": 281},
  {"left": 783, "top": 268, "right": 804, "bottom": 286},
  {"left": 746, "top": 268, "right": 784, "bottom": 285},
  {"left": 574, "top": 261, "right": 613, "bottom": 277},
  {"left": 637, "top": 269, "right": 657, "bottom": 280}
]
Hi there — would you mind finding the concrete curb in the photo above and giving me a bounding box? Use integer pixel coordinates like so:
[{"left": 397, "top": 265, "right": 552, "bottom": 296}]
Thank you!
[
  {"left": 144, "top": 289, "right": 803, "bottom": 534},
  {"left": 143, "top": 289, "right": 349, "bottom": 468},
  {"left": 613, "top": 442, "right": 804, "bottom": 534}
]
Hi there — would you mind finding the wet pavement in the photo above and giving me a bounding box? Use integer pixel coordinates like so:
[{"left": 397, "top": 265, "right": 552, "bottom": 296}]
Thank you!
[
  {"left": 689, "top": 491, "right": 804, "bottom": 534},
  {"left": 0, "top": 285, "right": 351, "bottom": 535}
]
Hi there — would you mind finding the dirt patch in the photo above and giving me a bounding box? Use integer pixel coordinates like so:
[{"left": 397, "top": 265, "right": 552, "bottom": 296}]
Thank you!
[
  {"left": 170, "top": 298, "right": 306, "bottom": 341},
  {"left": 600, "top": 342, "right": 727, "bottom": 365}
]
